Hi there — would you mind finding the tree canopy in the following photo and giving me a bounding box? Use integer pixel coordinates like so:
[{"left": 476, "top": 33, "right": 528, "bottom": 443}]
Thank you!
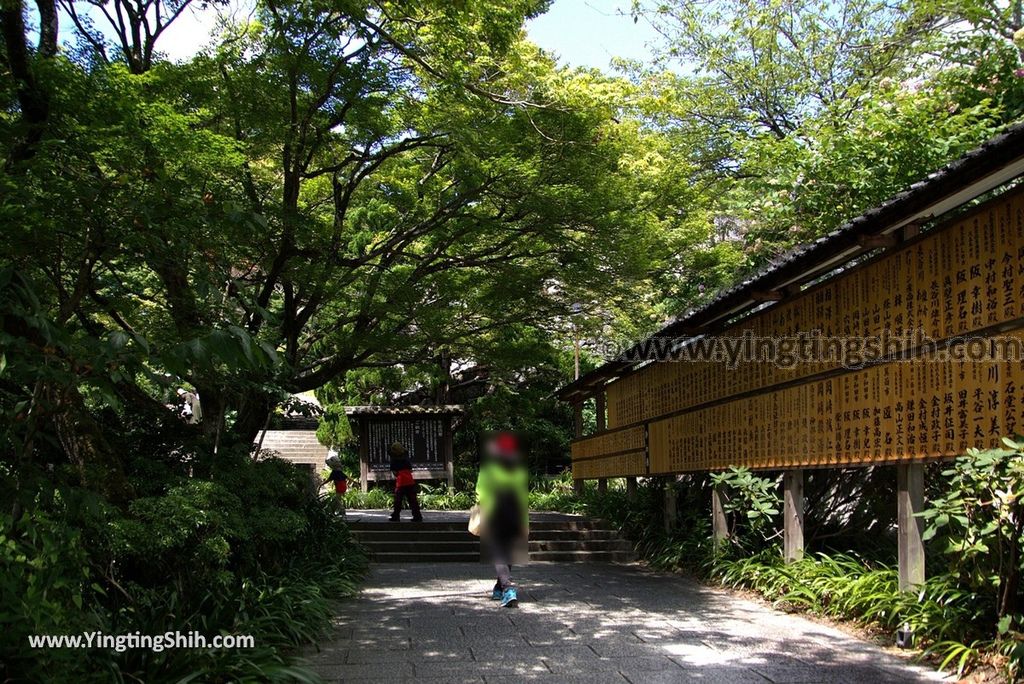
[{"left": 3, "top": 0, "right": 1024, "bottom": 493}]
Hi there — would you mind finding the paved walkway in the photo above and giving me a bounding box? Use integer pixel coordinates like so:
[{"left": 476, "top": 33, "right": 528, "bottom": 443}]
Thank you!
[{"left": 302, "top": 563, "right": 946, "bottom": 683}]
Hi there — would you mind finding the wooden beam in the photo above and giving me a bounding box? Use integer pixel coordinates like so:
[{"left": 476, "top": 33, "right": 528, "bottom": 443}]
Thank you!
[
  {"left": 750, "top": 290, "right": 784, "bottom": 302},
  {"left": 626, "top": 476, "right": 638, "bottom": 500},
  {"left": 901, "top": 215, "right": 931, "bottom": 240},
  {"left": 783, "top": 470, "right": 805, "bottom": 563},
  {"left": 598, "top": 478, "right": 608, "bottom": 494},
  {"left": 595, "top": 392, "right": 606, "bottom": 432},
  {"left": 897, "top": 463, "right": 926, "bottom": 591},
  {"left": 857, "top": 233, "right": 898, "bottom": 249}
]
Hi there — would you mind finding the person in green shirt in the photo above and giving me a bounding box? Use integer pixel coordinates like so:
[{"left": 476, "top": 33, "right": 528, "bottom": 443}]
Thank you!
[{"left": 475, "top": 432, "right": 529, "bottom": 608}]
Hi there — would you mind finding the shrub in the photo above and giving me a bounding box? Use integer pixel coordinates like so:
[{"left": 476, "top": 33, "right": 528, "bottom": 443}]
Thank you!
[{"left": 1, "top": 454, "right": 368, "bottom": 683}]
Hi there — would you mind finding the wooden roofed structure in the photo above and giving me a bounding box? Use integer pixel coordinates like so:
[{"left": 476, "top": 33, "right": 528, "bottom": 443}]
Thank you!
[{"left": 556, "top": 122, "right": 1024, "bottom": 588}]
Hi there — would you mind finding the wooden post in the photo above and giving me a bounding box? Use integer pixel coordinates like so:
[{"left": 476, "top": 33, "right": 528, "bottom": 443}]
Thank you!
[
  {"left": 783, "top": 470, "right": 804, "bottom": 563},
  {"left": 443, "top": 416, "right": 454, "bottom": 492},
  {"left": 358, "top": 418, "right": 369, "bottom": 494},
  {"left": 572, "top": 402, "right": 584, "bottom": 494},
  {"left": 626, "top": 476, "right": 637, "bottom": 500},
  {"left": 594, "top": 392, "right": 607, "bottom": 494},
  {"left": 664, "top": 480, "right": 678, "bottom": 532},
  {"left": 712, "top": 485, "right": 728, "bottom": 547},
  {"left": 897, "top": 463, "right": 926, "bottom": 591}
]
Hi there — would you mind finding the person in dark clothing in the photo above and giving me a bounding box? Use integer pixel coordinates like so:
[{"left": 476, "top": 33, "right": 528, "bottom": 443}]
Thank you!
[{"left": 389, "top": 442, "right": 422, "bottom": 522}]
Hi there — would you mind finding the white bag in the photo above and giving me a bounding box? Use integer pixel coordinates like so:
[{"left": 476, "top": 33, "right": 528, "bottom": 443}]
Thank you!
[{"left": 467, "top": 504, "right": 483, "bottom": 537}]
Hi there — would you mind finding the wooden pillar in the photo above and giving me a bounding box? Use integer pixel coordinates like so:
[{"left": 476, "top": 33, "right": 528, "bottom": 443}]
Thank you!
[
  {"left": 712, "top": 485, "right": 728, "bottom": 547},
  {"left": 443, "top": 416, "right": 454, "bottom": 492},
  {"left": 783, "top": 470, "right": 804, "bottom": 563},
  {"left": 594, "top": 392, "right": 607, "bottom": 494},
  {"left": 572, "top": 402, "right": 584, "bottom": 494},
  {"left": 626, "top": 476, "right": 638, "bottom": 500},
  {"left": 897, "top": 463, "right": 926, "bottom": 591},
  {"left": 358, "top": 419, "right": 369, "bottom": 494},
  {"left": 664, "top": 481, "right": 678, "bottom": 532}
]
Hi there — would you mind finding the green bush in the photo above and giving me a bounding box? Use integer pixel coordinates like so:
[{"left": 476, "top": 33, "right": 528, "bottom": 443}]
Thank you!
[
  {"left": 343, "top": 482, "right": 476, "bottom": 510},
  {"left": 343, "top": 487, "right": 393, "bottom": 509},
  {"left": 1, "top": 453, "right": 368, "bottom": 683},
  {"left": 0, "top": 506, "right": 110, "bottom": 681}
]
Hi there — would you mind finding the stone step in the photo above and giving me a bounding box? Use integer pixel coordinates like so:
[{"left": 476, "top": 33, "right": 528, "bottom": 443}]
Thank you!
[
  {"left": 528, "top": 520, "right": 605, "bottom": 531},
  {"left": 529, "top": 550, "right": 636, "bottom": 562},
  {"left": 372, "top": 551, "right": 480, "bottom": 563},
  {"left": 349, "top": 522, "right": 470, "bottom": 532},
  {"left": 528, "top": 539, "right": 633, "bottom": 553},
  {"left": 352, "top": 529, "right": 476, "bottom": 542},
  {"left": 350, "top": 522, "right": 618, "bottom": 535},
  {"left": 347, "top": 514, "right": 633, "bottom": 563},
  {"left": 528, "top": 529, "right": 621, "bottom": 541}
]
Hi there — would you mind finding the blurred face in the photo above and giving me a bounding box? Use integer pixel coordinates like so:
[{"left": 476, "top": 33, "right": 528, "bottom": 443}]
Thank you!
[{"left": 484, "top": 431, "right": 522, "bottom": 464}]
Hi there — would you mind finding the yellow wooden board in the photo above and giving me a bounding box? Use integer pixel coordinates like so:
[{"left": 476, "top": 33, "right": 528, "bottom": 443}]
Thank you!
[{"left": 576, "top": 189, "right": 1024, "bottom": 475}]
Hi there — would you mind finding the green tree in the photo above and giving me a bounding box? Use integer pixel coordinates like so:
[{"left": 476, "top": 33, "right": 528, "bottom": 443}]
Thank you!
[{"left": 1, "top": 0, "right": 671, "bottom": 495}]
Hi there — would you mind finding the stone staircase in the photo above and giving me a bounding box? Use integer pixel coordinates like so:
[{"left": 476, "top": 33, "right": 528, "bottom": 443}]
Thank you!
[
  {"left": 529, "top": 522, "right": 635, "bottom": 562},
  {"left": 349, "top": 521, "right": 480, "bottom": 563},
  {"left": 348, "top": 515, "right": 635, "bottom": 563}
]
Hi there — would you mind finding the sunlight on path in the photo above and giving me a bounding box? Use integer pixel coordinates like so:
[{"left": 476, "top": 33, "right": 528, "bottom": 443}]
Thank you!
[{"left": 303, "top": 563, "right": 948, "bottom": 683}]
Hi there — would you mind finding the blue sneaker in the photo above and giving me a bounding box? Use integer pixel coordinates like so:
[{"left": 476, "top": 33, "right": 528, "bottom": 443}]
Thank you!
[
  {"left": 491, "top": 585, "right": 502, "bottom": 600},
  {"left": 500, "top": 587, "right": 518, "bottom": 608}
]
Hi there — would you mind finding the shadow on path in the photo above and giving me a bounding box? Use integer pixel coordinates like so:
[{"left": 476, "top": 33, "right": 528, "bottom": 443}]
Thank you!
[{"left": 302, "top": 563, "right": 948, "bottom": 683}]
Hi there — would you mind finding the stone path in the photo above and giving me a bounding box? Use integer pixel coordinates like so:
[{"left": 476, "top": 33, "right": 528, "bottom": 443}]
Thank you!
[{"left": 302, "top": 563, "right": 948, "bottom": 683}]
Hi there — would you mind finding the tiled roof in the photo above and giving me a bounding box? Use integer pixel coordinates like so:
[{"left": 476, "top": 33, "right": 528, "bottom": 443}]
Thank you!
[{"left": 344, "top": 405, "right": 465, "bottom": 416}]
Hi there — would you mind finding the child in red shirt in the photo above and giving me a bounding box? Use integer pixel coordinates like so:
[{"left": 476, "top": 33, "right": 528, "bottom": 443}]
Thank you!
[{"left": 324, "top": 466, "right": 348, "bottom": 518}]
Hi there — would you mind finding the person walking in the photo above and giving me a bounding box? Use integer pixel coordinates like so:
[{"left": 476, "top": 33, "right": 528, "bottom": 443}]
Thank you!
[
  {"left": 323, "top": 456, "right": 349, "bottom": 518},
  {"left": 389, "top": 442, "right": 422, "bottom": 522},
  {"left": 475, "top": 432, "right": 529, "bottom": 608}
]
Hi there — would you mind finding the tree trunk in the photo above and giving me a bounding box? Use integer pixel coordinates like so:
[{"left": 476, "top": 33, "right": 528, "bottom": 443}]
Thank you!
[
  {"left": 231, "top": 393, "right": 276, "bottom": 448},
  {"left": 50, "top": 383, "right": 132, "bottom": 503}
]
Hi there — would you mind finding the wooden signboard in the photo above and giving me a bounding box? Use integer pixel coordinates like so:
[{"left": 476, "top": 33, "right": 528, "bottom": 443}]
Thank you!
[
  {"left": 347, "top": 406, "right": 461, "bottom": 491},
  {"left": 572, "top": 187, "right": 1024, "bottom": 477},
  {"left": 363, "top": 417, "right": 448, "bottom": 474}
]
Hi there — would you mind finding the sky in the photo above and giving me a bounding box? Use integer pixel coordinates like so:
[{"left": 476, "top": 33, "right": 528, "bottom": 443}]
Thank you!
[
  {"left": 62, "top": 0, "right": 662, "bottom": 72},
  {"left": 525, "top": 1, "right": 664, "bottom": 71}
]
